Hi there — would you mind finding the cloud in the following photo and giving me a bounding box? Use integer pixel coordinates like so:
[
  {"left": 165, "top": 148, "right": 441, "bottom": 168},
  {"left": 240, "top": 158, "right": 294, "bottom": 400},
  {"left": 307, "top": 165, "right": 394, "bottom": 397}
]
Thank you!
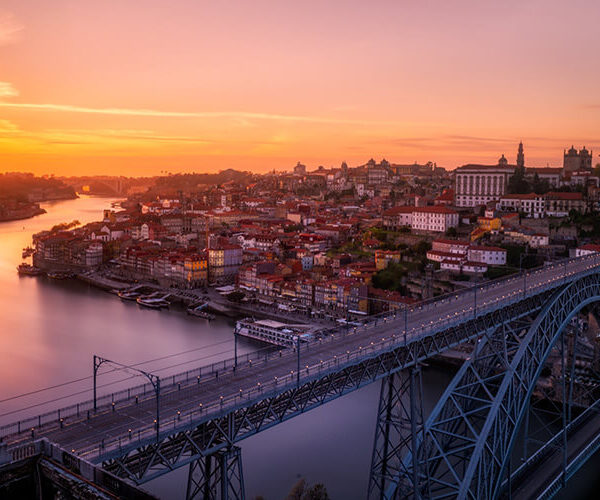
[
  {"left": 0, "top": 101, "right": 402, "bottom": 126},
  {"left": 0, "top": 82, "right": 18, "bottom": 98},
  {"left": 0, "top": 11, "right": 23, "bottom": 46},
  {"left": 0, "top": 119, "right": 18, "bottom": 133}
]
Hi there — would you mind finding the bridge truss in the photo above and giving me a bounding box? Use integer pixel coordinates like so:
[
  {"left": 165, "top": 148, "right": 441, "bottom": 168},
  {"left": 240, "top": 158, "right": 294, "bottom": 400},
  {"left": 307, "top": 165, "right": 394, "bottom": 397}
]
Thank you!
[{"left": 370, "top": 271, "right": 600, "bottom": 500}]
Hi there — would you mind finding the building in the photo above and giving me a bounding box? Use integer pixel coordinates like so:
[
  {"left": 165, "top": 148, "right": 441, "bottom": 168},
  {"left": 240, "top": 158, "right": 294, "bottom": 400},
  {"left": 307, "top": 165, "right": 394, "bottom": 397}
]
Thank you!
[
  {"left": 374, "top": 250, "right": 402, "bottom": 270},
  {"left": 85, "top": 242, "right": 104, "bottom": 268},
  {"left": 382, "top": 206, "right": 414, "bottom": 230},
  {"left": 545, "top": 192, "right": 586, "bottom": 217},
  {"left": 293, "top": 162, "right": 306, "bottom": 175},
  {"left": 563, "top": 146, "right": 593, "bottom": 173},
  {"left": 208, "top": 244, "right": 242, "bottom": 284},
  {"left": 517, "top": 141, "right": 525, "bottom": 168},
  {"left": 411, "top": 206, "right": 458, "bottom": 233},
  {"left": 576, "top": 244, "right": 600, "bottom": 257},
  {"left": 498, "top": 193, "right": 545, "bottom": 218},
  {"left": 526, "top": 167, "right": 561, "bottom": 187},
  {"left": 454, "top": 161, "right": 514, "bottom": 207},
  {"left": 467, "top": 246, "right": 507, "bottom": 265}
]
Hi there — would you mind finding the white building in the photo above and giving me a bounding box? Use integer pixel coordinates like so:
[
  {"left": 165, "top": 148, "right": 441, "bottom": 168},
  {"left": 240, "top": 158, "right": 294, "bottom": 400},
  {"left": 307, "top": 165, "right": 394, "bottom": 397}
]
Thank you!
[
  {"left": 498, "top": 193, "right": 545, "bottom": 218},
  {"left": 575, "top": 244, "right": 600, "bottom": 257},
  {"left": 454, "top": 162, "right": 514, "bottom": 207},
  {"left": 411, "top": 207, "right": 458, "bottom": 233},
  {"left": 467, "top": 246, "right": 507, "bottom": 265},
  {"left": 85, "top": 242, "right": 104, "bottom": 267},
  {"left": 382, "top": 206, "right": 414, "bottom": 230}
]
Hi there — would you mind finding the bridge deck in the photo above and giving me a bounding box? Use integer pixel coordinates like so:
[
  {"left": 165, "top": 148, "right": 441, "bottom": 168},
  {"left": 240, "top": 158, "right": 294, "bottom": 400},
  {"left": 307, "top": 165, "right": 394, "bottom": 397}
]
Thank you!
[{"left": 2, "top": 255, "right": 599, "bottom": 467}]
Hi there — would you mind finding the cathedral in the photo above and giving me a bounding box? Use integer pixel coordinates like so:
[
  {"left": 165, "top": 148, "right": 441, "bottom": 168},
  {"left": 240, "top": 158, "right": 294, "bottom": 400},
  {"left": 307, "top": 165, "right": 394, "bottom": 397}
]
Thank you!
[{"left": 563, "top": 145, "right": 593, "bottom": 172}]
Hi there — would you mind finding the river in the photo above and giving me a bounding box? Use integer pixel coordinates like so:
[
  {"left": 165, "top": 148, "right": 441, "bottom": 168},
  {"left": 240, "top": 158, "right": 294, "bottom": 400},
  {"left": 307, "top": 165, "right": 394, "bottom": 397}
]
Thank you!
[{"left": 0, "top": 195, "right": 595, "bottom": 499}]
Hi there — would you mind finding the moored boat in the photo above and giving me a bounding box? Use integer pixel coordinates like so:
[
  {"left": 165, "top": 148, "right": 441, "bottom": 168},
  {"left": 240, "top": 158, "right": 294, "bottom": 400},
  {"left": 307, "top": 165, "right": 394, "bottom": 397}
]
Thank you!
[
  {"left": 187, "top": 303, "right": 216, "bottom": 320},
  {"left": 118, "top": 290, "right": 141, "bottom": 301},
  {"left": 17, "top": 263, "right": 44, "bottom": 276},
  {"left": 47, "top": 271, "right": 74, "bottom": 280},
  {"left": 136, "top": 296, "right": 170, "bottom": 309}
]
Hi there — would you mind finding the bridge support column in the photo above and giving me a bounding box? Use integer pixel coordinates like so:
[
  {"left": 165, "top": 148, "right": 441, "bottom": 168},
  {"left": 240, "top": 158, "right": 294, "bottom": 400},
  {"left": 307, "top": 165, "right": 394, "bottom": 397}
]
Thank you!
[
  {"left": 186, "top": 446, "right": 245, "bottom": 500},
  {"left": 368, "top": 366, "right": 426, "bottom": 500}
]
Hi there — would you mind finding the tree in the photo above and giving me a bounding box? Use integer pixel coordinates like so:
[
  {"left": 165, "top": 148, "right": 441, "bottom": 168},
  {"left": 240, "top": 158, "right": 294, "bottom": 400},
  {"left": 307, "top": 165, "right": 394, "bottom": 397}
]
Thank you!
[
  {"left": 303, "top": 484, "right": 330, "bottom": 500},
  {"left": 285, "top": 479, "right": 330, "bottom": 500},
  {"left": 372, "top": 262, "right": 406, "bottom": 292},
  {"left": 445, "top": 227, "right": 457, "bottom": 237},
  {"left": 507, "top": 166, "right": 530, "bottom": 194},
  {"left": 531, "top": 173, "right": 550, "bottom": 194}
]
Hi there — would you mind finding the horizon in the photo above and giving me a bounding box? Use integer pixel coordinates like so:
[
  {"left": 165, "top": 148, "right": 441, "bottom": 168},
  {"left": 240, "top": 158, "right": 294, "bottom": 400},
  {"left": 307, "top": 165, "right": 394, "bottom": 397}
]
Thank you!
[{"left": 1, "top": 0, "right": 599, "bottom": 176}]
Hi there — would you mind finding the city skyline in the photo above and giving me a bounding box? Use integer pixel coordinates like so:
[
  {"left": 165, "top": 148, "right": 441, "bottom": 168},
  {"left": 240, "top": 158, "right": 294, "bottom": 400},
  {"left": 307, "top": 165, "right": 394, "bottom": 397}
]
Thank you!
[{"left": 1, "top": 0, "right": 599, "bottom": 176}]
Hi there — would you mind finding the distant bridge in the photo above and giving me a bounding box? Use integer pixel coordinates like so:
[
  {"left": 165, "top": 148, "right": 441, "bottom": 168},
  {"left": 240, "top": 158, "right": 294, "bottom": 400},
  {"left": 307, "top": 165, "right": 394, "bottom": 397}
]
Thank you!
[{"left": 2, "top": 254, "right": 600, "bottom": 499}]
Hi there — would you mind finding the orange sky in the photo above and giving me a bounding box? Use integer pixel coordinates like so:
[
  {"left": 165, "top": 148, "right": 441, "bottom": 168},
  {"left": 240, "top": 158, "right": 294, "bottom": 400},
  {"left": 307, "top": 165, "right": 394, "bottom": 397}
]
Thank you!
[{"left": 0, "top": 1, "right": 599, "bottom": 176}]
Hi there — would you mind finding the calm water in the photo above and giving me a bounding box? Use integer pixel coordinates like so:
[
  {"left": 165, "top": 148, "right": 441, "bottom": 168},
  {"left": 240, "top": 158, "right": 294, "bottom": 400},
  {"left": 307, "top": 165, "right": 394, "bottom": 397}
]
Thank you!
[{"left": 0, "top": 196, "right": 594, "bottom": 499}]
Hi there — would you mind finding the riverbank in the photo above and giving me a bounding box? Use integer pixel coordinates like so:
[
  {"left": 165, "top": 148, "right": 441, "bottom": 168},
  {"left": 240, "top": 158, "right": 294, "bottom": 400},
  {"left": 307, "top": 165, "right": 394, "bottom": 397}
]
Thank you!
[{"left": 0, "top": 203, "right": 46, "bottom": 222}]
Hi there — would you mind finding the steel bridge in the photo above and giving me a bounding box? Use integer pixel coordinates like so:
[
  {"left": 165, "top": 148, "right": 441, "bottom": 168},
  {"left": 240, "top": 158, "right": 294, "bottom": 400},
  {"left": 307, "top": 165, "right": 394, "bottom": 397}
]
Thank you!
[{"left": 3, "top": 254, "right": 600, "bottom": 499}]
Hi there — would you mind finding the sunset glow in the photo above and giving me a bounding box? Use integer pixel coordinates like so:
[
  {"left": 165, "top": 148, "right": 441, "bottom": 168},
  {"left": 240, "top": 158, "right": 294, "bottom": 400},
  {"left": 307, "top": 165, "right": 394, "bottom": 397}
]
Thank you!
[{"left": 1, "top": 0, "right": 599, "bottom": 175}]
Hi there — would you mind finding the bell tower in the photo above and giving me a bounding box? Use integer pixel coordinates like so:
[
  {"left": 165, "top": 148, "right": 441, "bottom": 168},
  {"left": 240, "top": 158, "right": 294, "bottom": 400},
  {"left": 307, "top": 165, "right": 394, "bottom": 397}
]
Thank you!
[{"left": 517, "top": 141, "right": 524, "bottom": 168}]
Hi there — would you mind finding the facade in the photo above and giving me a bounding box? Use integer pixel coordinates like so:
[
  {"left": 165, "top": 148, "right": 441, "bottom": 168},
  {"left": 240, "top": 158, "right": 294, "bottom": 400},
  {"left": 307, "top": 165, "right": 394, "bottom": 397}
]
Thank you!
[
  {"left": 208, "top": 244, "right": 242, "bottom": 284},
  {"left": 411, "top": 206, "right": 458, "bottom": 233},
  {"left": 563, "top": 146, "right": 593, "bottom": 173},
  {"left": 85, "top": 242, "right": 104, "bottom": 267},
  {"left": 454, "top": 162, "right": 514, "bottom": 207},
  {"left": 526, "top": 168, "right": 561, "bottom": 187},
  {"left": 517, "top": 142, "right": 524, "bottom": 168},
  {"left": 467, "top": 246, "right": 507, "bottom": 265},
  {"left": 545, "top": 192, "right": 586, "bottom": 217},
  {"left": 382, "top": 206, "right": 414, "bottom": 230},
  {"left": 498, "top": 193, "right": 545, "bottom": 218},
  {"left": 576, "top": 244, "right": 600, "bottom": 257}
]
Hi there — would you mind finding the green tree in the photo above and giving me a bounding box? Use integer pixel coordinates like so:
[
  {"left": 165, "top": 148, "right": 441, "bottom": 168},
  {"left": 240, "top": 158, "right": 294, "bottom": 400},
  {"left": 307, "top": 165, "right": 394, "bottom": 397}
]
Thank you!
[
  {"left": 507, "top": 166, "right": 530, "bottom": 194},
  {"left": 372, "top": 262, "right": 406, "bottom": 292},
  {"left": 445, "top": 227, "right": 457, "bottom": 237},
  {"left": 531, "top": 173, "right": 550, "bottom": 194}
]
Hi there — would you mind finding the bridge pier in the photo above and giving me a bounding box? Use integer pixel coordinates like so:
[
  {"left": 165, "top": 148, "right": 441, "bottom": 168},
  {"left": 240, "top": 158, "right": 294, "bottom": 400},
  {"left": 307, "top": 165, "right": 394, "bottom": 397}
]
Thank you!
[
  {"left": 186, "top": 446, "right": 245, "bottom": 500},
  {"left": 368, "top": 366, "right": 427, "bottom": 500}
]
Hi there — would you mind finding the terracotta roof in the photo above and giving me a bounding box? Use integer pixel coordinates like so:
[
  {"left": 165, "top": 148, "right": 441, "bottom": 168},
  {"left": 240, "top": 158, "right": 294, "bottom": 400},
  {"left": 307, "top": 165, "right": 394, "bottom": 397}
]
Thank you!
[
  {"left": 546, "top": 191, "right": 583, "bottom": 200},
  {"left": 413, "top": 206, "right": 458, "bottom": 214}
]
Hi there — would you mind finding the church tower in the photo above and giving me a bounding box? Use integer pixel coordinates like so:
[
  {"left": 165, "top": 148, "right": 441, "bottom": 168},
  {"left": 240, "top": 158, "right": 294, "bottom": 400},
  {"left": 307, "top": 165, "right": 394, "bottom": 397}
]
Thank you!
[{"left": 517, "top": 141, "right": 524, "bottom": 168}]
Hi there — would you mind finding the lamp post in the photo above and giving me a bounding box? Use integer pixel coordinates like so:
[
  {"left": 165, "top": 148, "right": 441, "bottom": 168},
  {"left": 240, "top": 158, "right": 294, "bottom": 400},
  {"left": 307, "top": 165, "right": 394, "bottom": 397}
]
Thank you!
[
  {"left": 93, "top": 355, "right": 161, "bottom": 442},
  {"left": 520, "top": 252, "right": 528, "bottom": 297}
]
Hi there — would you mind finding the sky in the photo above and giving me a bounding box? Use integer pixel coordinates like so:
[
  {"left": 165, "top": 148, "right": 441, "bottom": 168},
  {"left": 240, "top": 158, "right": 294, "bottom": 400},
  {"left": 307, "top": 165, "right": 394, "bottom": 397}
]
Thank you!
[{"left": 0, "top": 0, "right": 599, "bottom": 176}]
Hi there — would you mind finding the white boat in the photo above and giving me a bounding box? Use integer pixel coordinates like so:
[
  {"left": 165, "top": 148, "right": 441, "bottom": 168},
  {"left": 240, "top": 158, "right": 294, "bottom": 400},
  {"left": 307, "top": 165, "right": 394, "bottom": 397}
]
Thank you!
[
  {"left": 118, "top": 290, "right": 141, "bottom": 301},
  {"left": 235, "top": 318, "right": 313, "bottom": 347},
  {"left": 137, "top": 293, "right": 170, "bottom": 309}
]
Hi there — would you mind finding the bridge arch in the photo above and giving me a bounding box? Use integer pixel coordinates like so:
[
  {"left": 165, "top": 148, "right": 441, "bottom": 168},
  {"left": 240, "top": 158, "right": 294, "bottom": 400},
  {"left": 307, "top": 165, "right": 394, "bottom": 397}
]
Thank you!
[{"left": 406, "top": 271, "right": 600, "bottom": 500}]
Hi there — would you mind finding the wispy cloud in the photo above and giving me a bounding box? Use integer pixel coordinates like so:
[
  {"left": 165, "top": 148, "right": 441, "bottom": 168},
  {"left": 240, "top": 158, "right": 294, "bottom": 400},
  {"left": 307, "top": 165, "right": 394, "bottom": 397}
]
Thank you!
[
  {"left": 0, "top": 101, "right": 402, "bottom": 126},
  {"left": 0, "top": 82, "right": 18, "bottom": 98},
  {"left": 0, "top": 11, "right": 23, "bottom": 46},
  {"left": 0, "top": 119, "right": 18, "bottom": 133}
]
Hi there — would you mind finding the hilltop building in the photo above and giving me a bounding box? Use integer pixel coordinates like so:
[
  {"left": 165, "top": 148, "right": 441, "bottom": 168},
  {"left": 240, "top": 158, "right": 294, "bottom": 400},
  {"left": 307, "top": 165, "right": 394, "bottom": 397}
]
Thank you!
[{"left": 563, "top": 146, "right": 593, "bottom": 173}]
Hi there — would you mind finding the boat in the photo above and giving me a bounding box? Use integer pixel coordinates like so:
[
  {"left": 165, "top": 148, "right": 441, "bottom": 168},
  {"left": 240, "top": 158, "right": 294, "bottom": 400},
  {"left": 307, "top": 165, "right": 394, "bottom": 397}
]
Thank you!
[
  {"left": 187, "top": 303, "right": 216, "bottom": 320},
  {"left": 17, "top": 263, "right": 44, "bottom": 276},
  {"left": 136, "top": 292, "right": 170, "bottom": 309},
  {"left": 47, "top": 271, "right": 73, "bottom": 280},
  {"left": 234, "top": 318, "right": 314, "bottom": 347},
  {"left": 136, "top": 296, "right": 170, "bottom": 309},
  {"left": 118, "top": 290, "right": 141, "bottom": 301}
]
